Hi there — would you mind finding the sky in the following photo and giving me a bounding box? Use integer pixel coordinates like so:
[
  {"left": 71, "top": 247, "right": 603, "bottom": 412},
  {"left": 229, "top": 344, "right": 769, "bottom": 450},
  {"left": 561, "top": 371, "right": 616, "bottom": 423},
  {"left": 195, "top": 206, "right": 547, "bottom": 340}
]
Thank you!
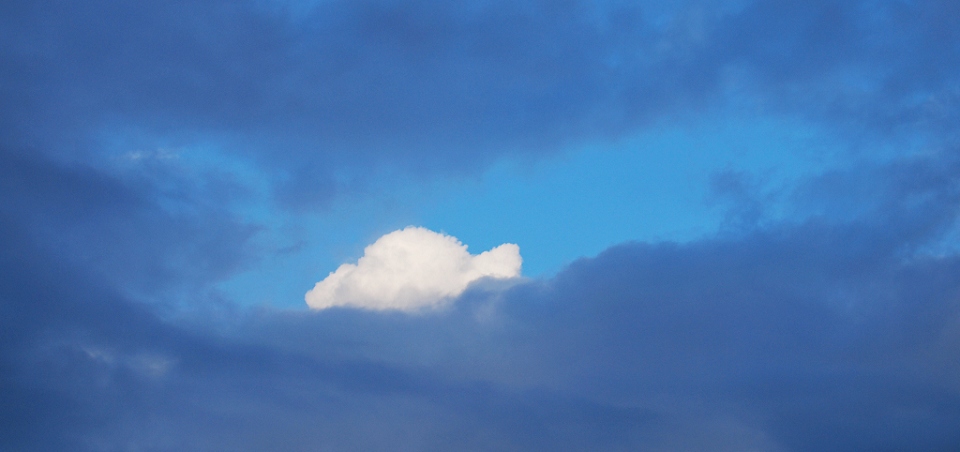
[{"left": 2, "top": 0, "right": 960, "bottom": 450}]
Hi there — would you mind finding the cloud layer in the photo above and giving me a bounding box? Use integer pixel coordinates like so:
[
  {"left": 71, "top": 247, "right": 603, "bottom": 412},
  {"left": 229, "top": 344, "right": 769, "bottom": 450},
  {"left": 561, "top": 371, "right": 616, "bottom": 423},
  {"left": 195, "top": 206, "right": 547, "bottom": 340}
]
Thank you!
[
  {"left": 305, "top": 227, "right": 521, "bottom": 311},
  {"left": 4, "top": 155, "right": 960, "bottom": 450},
  {"left": 6, "top": 0, "right": 957, "bottom": 207}
]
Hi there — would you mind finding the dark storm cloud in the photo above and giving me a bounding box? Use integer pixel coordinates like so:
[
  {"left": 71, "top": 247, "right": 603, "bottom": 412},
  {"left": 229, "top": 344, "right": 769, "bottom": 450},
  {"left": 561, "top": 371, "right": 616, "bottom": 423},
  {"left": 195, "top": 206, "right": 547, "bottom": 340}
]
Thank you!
[
  {"left": 0, "top": 148, "right": 255, "bottom": 297},
  {"left": 3, "top": 154, "right": 959, "bottom": 450},
  {"left": 1, "top": 0, "right": 664, "bottom": 171},
  {"left": 711, "top": 0, "right": 960, "bottom": 143},
  {"left": 3, "top": 0, "right": 957, "bottom": 206}
]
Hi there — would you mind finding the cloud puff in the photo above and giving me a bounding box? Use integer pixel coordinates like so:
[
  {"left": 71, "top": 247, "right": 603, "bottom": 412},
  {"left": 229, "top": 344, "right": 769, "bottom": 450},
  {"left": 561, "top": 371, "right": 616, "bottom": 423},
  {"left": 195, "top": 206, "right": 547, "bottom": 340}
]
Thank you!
[{"left": 305, "top": 227, "right": 521, "bottom": 311}]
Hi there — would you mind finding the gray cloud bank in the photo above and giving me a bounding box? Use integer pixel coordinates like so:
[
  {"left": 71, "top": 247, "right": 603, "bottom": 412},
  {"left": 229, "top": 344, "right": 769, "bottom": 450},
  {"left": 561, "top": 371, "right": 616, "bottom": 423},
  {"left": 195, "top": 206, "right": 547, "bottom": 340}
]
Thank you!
[
  {"left": 2, "top": 0, "right": 958, "bottom": 206},
  {"left": 3, "top": 155, "right": 960, "bottom": 451}
]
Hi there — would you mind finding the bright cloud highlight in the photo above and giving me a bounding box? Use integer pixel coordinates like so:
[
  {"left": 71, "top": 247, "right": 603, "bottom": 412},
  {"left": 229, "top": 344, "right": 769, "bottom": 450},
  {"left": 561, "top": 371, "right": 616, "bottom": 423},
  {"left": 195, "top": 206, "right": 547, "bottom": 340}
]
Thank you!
[{"left": 305, "top": 227, "right": 521, "bottom": 311}]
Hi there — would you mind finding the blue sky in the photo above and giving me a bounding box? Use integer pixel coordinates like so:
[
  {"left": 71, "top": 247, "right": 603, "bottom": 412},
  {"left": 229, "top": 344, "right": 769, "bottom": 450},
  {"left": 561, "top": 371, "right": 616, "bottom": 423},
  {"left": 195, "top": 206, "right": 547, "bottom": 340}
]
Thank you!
[
  {"left": 211, "top": 111, "right": 845, "bottom": 308},
  {"left": 2, "top": 0, "right": 960, "bottom": 450},
  {"left": 217, "top": 111, "right": 848, "bottom": 305}
]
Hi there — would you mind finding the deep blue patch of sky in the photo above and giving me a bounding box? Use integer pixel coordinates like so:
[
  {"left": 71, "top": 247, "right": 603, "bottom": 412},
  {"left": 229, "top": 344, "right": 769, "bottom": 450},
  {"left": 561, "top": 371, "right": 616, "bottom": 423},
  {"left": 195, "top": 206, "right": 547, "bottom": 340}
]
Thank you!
[{"left": 215, "top": 109, "right": 848, "bottom": 307}]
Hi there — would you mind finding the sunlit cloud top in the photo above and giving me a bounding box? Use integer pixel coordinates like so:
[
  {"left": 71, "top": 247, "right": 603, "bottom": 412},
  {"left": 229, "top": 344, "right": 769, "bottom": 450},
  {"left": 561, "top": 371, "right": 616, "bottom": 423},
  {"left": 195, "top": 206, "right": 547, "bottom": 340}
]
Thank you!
[{"left": 305, "top": 227, "right": 521, "bottom": 311}]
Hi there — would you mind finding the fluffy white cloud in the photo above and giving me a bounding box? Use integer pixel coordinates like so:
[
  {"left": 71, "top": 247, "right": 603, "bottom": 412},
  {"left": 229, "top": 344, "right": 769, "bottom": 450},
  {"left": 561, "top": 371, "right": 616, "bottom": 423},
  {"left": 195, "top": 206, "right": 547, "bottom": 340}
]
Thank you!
[{"left": 305, "top": 227, "right": 521, "bottom": 312}]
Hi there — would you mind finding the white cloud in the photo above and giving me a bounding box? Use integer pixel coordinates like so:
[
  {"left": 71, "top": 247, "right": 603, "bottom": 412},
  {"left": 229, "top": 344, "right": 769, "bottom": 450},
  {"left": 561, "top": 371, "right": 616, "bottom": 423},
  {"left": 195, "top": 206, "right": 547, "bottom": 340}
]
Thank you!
[{"left": 305, "top": 227, "right": 521, "bottom": 312}]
